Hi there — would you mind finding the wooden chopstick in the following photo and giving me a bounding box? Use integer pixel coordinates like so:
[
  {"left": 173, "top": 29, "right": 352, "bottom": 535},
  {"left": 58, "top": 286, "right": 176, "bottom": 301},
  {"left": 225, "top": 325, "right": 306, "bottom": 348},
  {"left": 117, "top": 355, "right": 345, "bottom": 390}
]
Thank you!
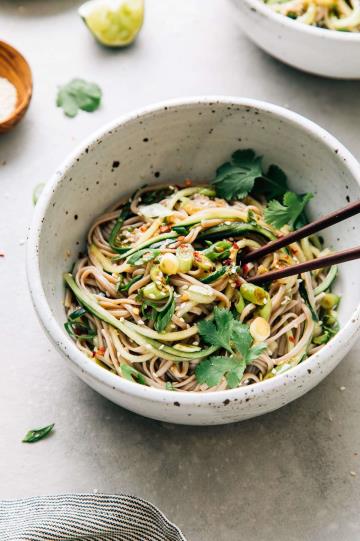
[
  {"left": 242, "top": 198, "right": 360, "bottom": 264},
  {"left": 247, "top": 245, "right": 360, "bottom": 284}
]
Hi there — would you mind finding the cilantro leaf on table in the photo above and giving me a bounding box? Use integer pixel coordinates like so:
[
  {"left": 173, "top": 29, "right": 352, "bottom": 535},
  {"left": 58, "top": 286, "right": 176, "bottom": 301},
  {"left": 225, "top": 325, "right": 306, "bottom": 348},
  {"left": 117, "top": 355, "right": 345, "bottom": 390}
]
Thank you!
[
  {"left": 252, "top": 164, "right": 289, "bottom": 200},
  {"left": 197, "top": 307, "right": 234, "bottom": 352},
  {"left": 56, "top": 79, "right": 102, "bottom": 118},
  {"left": 212, "top": 149, "right": 263, "bottom": 200},
  {"left": 22, "top": 423, "right": 55, "bottom": 443},
  {"left": 264, "top": 191, "right": 313, "bottom": 230},
  {"left": 196, "top": 310, "right": 267, "bottom": 389}
]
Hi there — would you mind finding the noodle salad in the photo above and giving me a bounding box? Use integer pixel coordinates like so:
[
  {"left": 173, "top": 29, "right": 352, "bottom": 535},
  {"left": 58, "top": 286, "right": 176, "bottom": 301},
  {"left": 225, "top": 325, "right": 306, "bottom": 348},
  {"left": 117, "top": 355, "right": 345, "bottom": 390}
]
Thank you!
[
  {"left": 264, "top": 0, "right": 360, "bottom": 31},
  {"left": 64, "top": 149, "right": 340, "bottom": 392}
]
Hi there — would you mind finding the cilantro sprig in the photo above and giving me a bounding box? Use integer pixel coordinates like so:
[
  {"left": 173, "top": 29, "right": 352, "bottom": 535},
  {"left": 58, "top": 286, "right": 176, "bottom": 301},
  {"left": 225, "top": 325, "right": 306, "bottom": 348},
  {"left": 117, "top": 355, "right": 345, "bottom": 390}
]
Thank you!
[
  {"left": 264, "top": 191, "right": 313, "bottom": 230},
  {"left": 211, "top": 149, "right": 291, "bottom": 203},
  {"left": 195, "top": 308, "right": 267, "bottom": 389},
  {"left": 212, "top": 149, "right": 263, "bottom": 200},
  {"left": 56, "top": 78, "right": 102, "bottom": 118},
  {"left": 252, "top": 164, "right": 289, "bottom": 200}
]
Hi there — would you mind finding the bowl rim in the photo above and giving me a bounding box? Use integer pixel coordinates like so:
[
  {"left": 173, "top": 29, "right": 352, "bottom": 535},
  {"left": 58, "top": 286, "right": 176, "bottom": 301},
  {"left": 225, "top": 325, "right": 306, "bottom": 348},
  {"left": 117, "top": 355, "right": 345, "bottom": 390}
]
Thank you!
[
  {"left": 27, "top": 95, "right": 360, "bottom": 406},
  {"left": 242, "top": 0, "right": 360, "bottom": 41}
]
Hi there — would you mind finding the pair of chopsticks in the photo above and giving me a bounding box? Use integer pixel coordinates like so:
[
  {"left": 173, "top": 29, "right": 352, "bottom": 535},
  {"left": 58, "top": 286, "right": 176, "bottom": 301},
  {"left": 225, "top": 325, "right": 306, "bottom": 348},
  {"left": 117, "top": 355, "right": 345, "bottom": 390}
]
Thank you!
[{"left": 245, "top": 199, "right": 360, "bottom": 285}]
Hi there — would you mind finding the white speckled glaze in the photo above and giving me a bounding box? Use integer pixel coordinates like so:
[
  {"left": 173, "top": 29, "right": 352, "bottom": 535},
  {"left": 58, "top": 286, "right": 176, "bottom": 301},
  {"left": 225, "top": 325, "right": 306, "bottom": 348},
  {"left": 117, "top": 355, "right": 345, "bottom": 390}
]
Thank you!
[
  {"left": 27, "top": 97, "right": 360, "bottom": 425},
  {"left": 230, "top": 0, "right": 360, "bottom": 79}
]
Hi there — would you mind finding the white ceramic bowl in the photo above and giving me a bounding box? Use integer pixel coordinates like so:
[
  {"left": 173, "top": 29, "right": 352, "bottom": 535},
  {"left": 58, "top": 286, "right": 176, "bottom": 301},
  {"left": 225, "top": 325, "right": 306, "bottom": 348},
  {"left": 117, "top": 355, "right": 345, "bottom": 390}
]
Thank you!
[
  {"left": 230, "top": 0, "right": 360, "bottom": 79},
  {"left": 27, "top": 97, "right": 360, "bottom": 425}
]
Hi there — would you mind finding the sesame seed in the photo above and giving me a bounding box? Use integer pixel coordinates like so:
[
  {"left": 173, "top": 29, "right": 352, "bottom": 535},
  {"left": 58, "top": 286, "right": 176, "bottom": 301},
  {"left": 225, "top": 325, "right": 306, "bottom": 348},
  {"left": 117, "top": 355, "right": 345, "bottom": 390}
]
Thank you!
[
  {"left": 138, "top": 320, "right": 145, "bottom": 325},
  {"left": 350, "top": 471, "right": 357, "bottom": 477},
  {"left": 339, "top": 386, "right": 346, "bottom": 392},
  {"left": 120, "top": 317, "right": 125, "bottom": 321}
]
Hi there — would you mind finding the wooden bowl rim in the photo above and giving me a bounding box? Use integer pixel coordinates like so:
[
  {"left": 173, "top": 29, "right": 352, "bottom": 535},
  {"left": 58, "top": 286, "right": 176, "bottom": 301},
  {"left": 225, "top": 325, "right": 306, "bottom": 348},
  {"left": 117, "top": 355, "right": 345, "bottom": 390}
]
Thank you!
[{"left": 0, "top": 40, "right": 33, "bottom": 127}]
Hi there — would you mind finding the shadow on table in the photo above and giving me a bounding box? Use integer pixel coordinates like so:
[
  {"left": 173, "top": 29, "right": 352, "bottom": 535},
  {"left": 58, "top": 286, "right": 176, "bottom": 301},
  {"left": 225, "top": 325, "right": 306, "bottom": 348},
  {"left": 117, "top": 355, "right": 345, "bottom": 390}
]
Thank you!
[{"left": 74, "top": 351, "right": 360, "bottom": 541}]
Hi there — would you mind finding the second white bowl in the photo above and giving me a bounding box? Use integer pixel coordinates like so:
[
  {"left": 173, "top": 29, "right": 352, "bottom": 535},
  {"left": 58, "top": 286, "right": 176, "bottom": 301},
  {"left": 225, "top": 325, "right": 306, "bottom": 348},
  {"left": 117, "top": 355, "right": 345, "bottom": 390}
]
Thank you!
[{"left": 230, "top": 0, "right": 360, "bottom": 79}]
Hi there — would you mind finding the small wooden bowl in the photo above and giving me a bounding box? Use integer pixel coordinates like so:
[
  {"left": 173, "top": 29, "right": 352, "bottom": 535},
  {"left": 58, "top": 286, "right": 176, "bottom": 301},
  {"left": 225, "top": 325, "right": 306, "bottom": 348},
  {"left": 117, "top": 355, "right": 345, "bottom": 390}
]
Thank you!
[{"left": 0, "top": 41, "right": 32, "bottom": 134}]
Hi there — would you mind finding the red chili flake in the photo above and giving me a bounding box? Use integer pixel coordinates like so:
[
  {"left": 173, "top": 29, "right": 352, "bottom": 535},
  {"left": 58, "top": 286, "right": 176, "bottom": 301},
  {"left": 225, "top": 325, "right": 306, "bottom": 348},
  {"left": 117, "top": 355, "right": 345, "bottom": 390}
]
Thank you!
[
  {"left": 234, "top": 276, "right": 242, "bottom": 287},
  {"left": 96, "top": 346, "right": 105, "bottom": 355},
  {"left": 193, "top": 251, "right": 201, "bottom": 262},
  {"left": 288, "top": 336, "right": 295, "bottom": 343},
  {"left": 242, "top": 263, "right": 250, "bottom": 275},
  {"left": 232, "top": 242, "right": 239, "bottom": 250},
  {"left": 159, "top": 225, "right": 170, "bottom": 233},
  {"left": 223, "top": 258, "right": 232, "bottom": 266},
  {"left": 290, "top": 247, "right": 298, "bottom": 255},
  {"left": 178, "top": 236, "right": 185, "bottom": 242},
  {"left": 184, "top": 179, "right": 192, "bottom": 187}
]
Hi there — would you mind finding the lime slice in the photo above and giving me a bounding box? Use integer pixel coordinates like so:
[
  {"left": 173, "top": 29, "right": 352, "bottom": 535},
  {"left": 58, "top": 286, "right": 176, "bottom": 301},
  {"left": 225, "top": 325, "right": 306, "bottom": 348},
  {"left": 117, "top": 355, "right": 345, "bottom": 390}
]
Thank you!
[{"left": 79, "top": 0, "right": 144, "bottom": 47}]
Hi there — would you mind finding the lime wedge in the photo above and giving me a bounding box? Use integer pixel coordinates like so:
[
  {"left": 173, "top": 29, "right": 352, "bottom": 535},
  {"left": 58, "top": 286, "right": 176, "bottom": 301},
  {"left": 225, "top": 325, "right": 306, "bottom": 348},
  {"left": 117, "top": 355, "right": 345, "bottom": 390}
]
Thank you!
[{"left": 79, "top": 0, "right": 144, "bottom": 47}]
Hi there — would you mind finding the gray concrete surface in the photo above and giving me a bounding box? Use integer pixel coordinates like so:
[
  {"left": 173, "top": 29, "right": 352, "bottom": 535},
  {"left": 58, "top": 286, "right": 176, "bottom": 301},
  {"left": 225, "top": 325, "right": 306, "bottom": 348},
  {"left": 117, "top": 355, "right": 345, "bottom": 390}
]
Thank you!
[{"left": 1, "top": 1, "right": 360, "bottom": 540}]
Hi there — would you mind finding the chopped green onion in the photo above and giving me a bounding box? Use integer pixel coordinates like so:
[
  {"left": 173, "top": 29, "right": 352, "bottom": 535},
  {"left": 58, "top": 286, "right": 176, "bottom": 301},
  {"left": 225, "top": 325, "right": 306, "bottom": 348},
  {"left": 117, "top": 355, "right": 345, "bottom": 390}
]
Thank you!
[
  {"left": 176, "top": 243, "right": 194, "bottom": 272},
  {"left": 240, "top": 283, "right": 268, "bottom": 306}
]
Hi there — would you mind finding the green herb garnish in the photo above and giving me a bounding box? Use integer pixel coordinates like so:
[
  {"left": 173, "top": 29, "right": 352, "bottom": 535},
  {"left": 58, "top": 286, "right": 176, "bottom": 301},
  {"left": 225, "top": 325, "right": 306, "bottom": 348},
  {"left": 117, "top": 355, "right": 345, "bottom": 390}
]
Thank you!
[
  {"left": 212, "top": 149, "right": 263, "bottom": 200},
  {"left": 154, "top": 294, "right": 175, "bottom": 333},
  {"left": 56, "top": 78, "right": 102, "bottom": 118},
  {"left": 118, "top": 274, "right": 142, "bottom": 292},
  {"left": 202, "top": 241, "right": 232, "bottom": 261},
  {"left": 64, "top": 308, "right": 97, "bottom": 341},
  {"left": 253, "top": 164, "right": 289, "bottom": 200},
  {"left": 264, "top": 191, "right": 313, "bottom": 230},
  {"left": 109, "top": 203, "right": 133, "bottom": 252},
  {"left": 22, "top": 424, "right": 55, "bottom": 443},
  {"left": 121, "top": 365, "right": 147, "bottom": 385},
  {"left": 127, "top": 248, "right": 161, "bottom": 266},
  {"left": 195, "top": 308, "right": 266, "bottom": 388}
]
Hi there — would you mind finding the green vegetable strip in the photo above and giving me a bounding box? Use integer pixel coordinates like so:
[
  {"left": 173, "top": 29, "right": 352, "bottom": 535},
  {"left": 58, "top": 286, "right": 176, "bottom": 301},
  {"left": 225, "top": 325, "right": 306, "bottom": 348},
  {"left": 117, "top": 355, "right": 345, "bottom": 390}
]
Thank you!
[
  {"left": 112, "top": 232, "right": 178, "bottom": 261},
  {"left": 200, "top": 267, "right": 227, "bottom": 284},
  {"left": 64, "top": 273, "right": 217, "bottom": 362},
  {"left": 198, "top": 223, "right": 275, "bottom": 242},
  {"left": 108, "top": 204, "right": 132, "bottom": 252},
  {"left": 313, "top": 265, "right": 338, "bottom": 295}
]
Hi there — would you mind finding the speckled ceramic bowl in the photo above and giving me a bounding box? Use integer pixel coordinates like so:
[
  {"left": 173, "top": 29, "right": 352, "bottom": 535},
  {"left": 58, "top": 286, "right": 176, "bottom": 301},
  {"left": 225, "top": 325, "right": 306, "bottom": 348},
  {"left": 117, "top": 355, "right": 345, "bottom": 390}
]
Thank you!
[
  {"left": 230, "top": 0, "right": 360, "bottom": 79},
  {"left": 27, "top": 97, "right": 360, "bottom": 425}
]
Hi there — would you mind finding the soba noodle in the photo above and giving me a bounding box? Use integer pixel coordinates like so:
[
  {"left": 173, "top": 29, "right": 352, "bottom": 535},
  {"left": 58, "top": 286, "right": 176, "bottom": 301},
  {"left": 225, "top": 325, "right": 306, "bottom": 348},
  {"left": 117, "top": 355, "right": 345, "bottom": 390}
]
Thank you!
[
  {"left": 264, "top": 0, "right": 360, "bottom": 32},
  {"left": 64, "top": 155, "right": 340, "bottom": 392}
]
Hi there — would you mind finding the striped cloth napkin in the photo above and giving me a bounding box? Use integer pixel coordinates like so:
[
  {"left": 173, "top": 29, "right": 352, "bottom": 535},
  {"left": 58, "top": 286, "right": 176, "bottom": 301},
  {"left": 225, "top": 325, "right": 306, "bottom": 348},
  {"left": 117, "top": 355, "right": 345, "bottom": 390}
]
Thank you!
[{"left": 0, "top": 494, "right": 187, "bottom": 541}]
